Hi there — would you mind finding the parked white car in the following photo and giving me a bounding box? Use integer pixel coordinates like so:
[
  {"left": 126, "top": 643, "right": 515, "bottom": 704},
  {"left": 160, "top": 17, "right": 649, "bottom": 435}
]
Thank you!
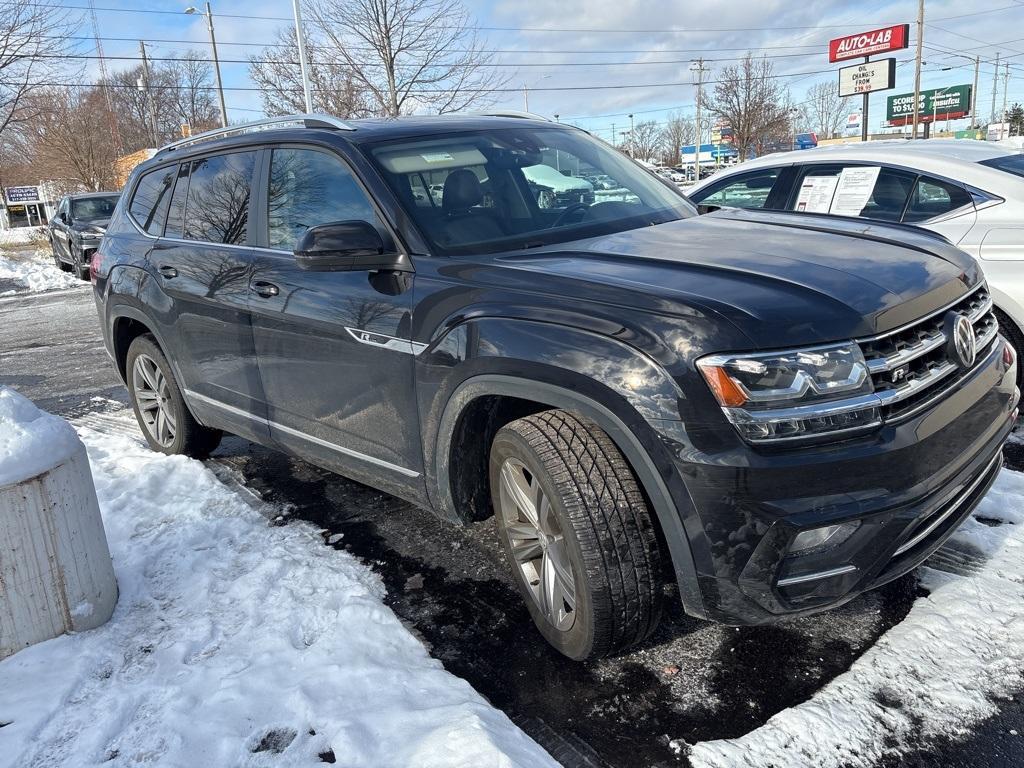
[{"left": 687, "top": 139, "right": 1024, "bottom": 383}]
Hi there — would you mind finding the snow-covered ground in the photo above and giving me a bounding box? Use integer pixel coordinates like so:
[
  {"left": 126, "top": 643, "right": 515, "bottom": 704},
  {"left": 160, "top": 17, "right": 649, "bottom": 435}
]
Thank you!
[
  {"left": 690, "top": 465, "right": 1024, "bottom": 767},
  {"left": 0, "top": 228, "right": 82, "bottom": 295},
  {"left": 0, "top": 391, "right": 556, "bottom": 768}
]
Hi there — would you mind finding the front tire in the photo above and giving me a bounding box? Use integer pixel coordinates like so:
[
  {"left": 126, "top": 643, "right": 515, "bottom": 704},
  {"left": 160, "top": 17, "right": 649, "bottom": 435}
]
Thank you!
[
  {"left": 489, "top": 410, "right": 663, "bottom": 660},
  {"left": 126, "top": 335, "right": 222, "bottom": 458}
]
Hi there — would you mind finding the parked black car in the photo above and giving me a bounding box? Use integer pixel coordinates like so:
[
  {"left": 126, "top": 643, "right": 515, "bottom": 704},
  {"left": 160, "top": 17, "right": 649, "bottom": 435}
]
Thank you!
[
  {"left": 49, "top": 192, "right": 120, "bottom": 279},
  {"left": 92, "top": 114, "right": 1018, "bottom": 660}
]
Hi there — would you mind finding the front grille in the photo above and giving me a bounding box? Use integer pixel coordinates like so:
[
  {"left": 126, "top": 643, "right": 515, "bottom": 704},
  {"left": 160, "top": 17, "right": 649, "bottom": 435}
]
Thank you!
[{"left": 857, "top": 284, "right": 999, "bottom": 422}]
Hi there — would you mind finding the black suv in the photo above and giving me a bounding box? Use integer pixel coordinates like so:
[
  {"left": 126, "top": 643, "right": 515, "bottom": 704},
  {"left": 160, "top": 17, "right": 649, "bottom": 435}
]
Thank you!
[
  {"left": 49, "top": 192, "right": 120, "bottom": 279},
  {"left": 93, "top": 114, "right": 1019, "bottom": 660}
]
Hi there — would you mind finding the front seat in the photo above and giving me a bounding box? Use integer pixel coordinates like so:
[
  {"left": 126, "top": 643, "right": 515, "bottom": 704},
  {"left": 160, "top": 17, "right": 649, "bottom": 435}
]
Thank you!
[
  {"left": 440, "top": 169, "right": 505, "bottom": 245},
  {"left": 865, "top": 173, "right": 912, "bottom": 221}
]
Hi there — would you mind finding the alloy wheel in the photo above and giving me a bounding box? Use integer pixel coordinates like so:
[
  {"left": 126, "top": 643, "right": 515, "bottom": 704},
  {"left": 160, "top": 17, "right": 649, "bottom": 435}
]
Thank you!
[
  {"left": 497, "top": 457, "right": 577, "bottom": 631},
  {"left": 132, "top": 353, "right": 177, "bottom": 447}
]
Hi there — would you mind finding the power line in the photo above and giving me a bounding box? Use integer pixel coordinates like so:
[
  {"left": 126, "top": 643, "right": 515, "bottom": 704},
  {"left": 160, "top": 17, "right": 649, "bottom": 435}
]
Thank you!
[
  {"left": 35, "top": 1, "right": 1024, "bottom": 31},
  {"left": 7, "top": 62, "right": 851, "bottom": 94},
  {"left": 40, "top": 50, "right": 828, "bottom": 68}
]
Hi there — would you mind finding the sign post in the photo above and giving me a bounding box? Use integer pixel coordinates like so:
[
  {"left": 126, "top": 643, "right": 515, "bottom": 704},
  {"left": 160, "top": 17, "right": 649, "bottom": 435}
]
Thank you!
[{"left": 829, "top": 24, "right": 909, "bottom": 144}]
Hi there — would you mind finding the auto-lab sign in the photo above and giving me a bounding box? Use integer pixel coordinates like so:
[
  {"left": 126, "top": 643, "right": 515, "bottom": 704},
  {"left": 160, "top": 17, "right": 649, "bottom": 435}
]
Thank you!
[
  {"left": 829, "top": 24, "right": 910, "bottom": 62},
  {"left": 838, "top": 58, "right": 897, "bottom": 97}
]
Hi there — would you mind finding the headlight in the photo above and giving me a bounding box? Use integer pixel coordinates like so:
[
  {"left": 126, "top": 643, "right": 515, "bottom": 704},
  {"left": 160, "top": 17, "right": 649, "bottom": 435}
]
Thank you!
[{"left": 698, "top": 343, "right": 880, "bottom": 443}]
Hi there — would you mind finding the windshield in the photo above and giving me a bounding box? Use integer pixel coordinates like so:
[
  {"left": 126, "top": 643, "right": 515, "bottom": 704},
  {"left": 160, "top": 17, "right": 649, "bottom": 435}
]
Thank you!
[
  {"left": 978, "top": 154, "right": 1024, "bottom": 179},
  {"left": 72, "top": 195, "right": 119, "bottom": 222},
  {"left": 364, "top": 126, "right": 694, "bottom": 255}
]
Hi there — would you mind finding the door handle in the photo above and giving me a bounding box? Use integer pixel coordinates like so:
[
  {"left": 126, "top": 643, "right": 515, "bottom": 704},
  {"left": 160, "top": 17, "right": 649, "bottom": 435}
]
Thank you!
[
  {"left": 158, "top": 265, "right": 178, "bottom": 279},
  {"left": 252, "top": 281, "right": 279, "bottom": 298}
]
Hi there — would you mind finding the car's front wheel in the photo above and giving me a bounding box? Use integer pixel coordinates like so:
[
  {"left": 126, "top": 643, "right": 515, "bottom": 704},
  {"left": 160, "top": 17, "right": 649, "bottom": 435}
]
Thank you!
[
  {"left": 126, "top": 334, "right": 222, "bottom": 457},
  {"left": 51, "top": 241, "right": 68, "bottom": 271},
  {"left": 489, "top": 410, "right": 663, "bottom": 660}
]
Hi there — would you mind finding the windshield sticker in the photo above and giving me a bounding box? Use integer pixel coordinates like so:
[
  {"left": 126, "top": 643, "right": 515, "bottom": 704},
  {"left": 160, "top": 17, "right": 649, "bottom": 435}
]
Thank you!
[
  {"left": 830, "top": 166, "right": 882, "bottom": 216},
  {"left": 795, "top": 175, "right": 840, "bottom": 213},
  {"left": 421, "top": 152, "right": 455, "bottom": 163}
]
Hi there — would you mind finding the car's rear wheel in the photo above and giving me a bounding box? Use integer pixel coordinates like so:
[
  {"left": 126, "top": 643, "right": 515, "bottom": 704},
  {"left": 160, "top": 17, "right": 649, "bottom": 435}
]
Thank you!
[
  {"left": 489, "top": 410, "right": 662, "bottom": 660},
  {"left": 126, "top": 335, "right": 222, "bottom": 458},
  {"left": 995, "top": 308, "right": 1024, "bottom": 390}
]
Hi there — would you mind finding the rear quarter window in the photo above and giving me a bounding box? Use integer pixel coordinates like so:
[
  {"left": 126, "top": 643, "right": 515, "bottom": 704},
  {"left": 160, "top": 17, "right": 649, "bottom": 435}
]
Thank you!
[{"left": 129, "top": 166, "right": 176, "bottom": 235}]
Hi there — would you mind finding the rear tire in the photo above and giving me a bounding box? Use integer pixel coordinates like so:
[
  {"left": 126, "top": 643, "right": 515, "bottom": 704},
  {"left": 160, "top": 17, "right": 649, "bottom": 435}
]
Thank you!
[
  {"left": 489, "top": 410, "right": 662, "bottom": 660},
  {"left": 995, "top": 308, "right": 1024, "bottom": 390},
  {"left": 126, "top": 334, "right": 222, "bottom": 458}
]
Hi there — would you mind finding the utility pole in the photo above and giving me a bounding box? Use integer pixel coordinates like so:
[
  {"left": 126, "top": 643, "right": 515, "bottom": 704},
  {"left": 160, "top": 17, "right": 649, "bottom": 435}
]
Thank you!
[
  {"left": 991, "top": 51, "right": 1000, "bottom": 125},
  {"left": 138, "top": 41, "right": 160, "bottom": 147},
  {"left": 1002, "top": 62, "right": 1010, "bottom": 135},
  {"left": 971, "top": 55, "right": 980, "bottom": 128},
  {"left": 691, "top": 57, "right": 710, "bottom": 176},
  {"left": 292, "top": 0, "right": 314, "bottom": 113},
  {"left": 186, "top": 4, "right": 228, "bottom": 127},
  {"left": 628, "top": 113, "right": 635, "bottom": 158},
  {"left": 911, "top": 0, "right": 924, "bottom": 139}
]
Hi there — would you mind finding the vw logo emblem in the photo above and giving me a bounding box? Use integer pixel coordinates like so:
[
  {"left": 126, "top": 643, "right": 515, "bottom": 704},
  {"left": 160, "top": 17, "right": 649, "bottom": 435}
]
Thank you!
[{"left": 945, "top": 312, "right": 976, "bottom": 369}]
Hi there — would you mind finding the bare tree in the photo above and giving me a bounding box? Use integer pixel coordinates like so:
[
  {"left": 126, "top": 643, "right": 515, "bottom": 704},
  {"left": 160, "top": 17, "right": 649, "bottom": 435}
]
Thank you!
[
  {"left": 659, "top": 113, "right": 696, "bottom": 165},
  {"left": 250, "top": 27, "right": 370, "bottom": 117},
  {"left": 307, "top": 0, "right": 511, "bottom": 116},
  {"left": 622, "top": 120, "right": 661, "bottom": 162},
  {"left": 15, "top": 87, "right": 118, "bottom": 190},
  {"left": 168, "top": 49, "right": 220, "bottom": 133},
  {"left": 707, "top": 54, "right": 793, "bottom": 160},
  {"left": 800, "top": 81, "right": 850, "bottom": 139},
  {"left": 0, "top": 1, "right": 79, "bottom": 136}
]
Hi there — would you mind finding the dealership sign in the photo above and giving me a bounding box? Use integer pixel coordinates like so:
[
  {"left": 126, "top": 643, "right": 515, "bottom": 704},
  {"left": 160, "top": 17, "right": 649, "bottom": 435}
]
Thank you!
[
  {"left": 5, "top": 186, "right": 39, "bottom": 204},
  {"left": 838, "top": 58, "right": 897, "bottom": 97},
  {"left": 829, "top": 24, "right": 910, "bottom": 62},
  {"left": 885, "top": 85, "right": 972, "bottom": 125}
]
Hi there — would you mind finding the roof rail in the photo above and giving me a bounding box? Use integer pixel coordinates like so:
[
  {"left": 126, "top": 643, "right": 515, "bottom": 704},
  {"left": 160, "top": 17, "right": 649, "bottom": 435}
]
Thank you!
[
  {"left": 157, "top": 113, "right": 356, "bottom": 154},
  {"left": 471, "top": 110, "right": 552, "bottom": 122}
]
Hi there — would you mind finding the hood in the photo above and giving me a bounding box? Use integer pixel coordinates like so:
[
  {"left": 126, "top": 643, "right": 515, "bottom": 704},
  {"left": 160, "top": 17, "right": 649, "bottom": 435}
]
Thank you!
[
  {"left": 73, "top": 218, "right": 109, "bottom": 234},
  {"left": 497, "top": 209, "right": 980, "bottom": 349}
]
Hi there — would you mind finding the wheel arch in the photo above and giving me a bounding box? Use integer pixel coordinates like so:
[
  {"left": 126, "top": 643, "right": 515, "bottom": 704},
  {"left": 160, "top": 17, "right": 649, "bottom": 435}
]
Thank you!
[{"left": 434, "top": 374, "right": 707, "bottom": 619}]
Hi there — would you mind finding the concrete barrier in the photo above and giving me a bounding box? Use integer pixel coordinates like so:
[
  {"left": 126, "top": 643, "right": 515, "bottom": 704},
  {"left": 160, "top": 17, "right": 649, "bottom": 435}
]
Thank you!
[{"left": 0, "top": 400, "right": 117, "bottom": 659}]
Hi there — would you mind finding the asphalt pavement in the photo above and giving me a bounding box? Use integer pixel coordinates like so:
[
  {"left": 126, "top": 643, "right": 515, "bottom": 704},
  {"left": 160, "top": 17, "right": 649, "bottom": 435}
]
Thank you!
[{"left": 2, "top": 285, "right": 1022, "bottom": 767}]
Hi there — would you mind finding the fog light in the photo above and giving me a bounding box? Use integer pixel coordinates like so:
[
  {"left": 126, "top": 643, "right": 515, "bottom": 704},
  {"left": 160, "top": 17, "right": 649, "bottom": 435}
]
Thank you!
[{"left": 789, "top": 521, "right": 860, "bottom": 557}]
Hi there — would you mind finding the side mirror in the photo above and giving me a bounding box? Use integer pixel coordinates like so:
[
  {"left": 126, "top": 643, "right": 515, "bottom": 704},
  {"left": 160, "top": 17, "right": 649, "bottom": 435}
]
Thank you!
[
  {"left": 695, "top": 203, "right": 721, "bottom": 215},
  {"left": 294, "top": 220, "right": 404, "bottom": 272}
]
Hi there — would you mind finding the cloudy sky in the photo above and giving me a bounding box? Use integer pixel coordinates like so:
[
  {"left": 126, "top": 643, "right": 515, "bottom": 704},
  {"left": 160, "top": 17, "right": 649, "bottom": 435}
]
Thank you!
[{"left": 75, "top": 0, "right": 1024, "bottom": 139}]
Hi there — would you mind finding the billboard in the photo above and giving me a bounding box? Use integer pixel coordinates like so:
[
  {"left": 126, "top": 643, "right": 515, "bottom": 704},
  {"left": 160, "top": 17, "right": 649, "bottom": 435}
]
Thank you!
[
  {"left": 838, "top": 58, "right": 897, "bottom": 97},
  {"left": 885, "top": 85, "right": 972, "bottom": 125},
  {"left": 829, "top": 24, "right": 910, "bottom": 63},
  {"left": 5, "top": 186, "right": 39, "bottom": 204}
]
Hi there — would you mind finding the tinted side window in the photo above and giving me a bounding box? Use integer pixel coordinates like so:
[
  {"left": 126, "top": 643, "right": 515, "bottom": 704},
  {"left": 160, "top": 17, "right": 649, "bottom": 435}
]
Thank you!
[
  {"left": 903, "top": 176, "right": 973, "bottom": 222},
  {"left": 694, "top": 169, "right": 781, "bottom": 209},
  {"left": 183, "top": 151, "right": 256, "bottom": 245},
  {"left": 267, "top": 148, "right": 379, "bottom": 251},
  {"left": 129, "top": 166, "right": 176, "bottom": 235},
  {"left": 789, "top": 165, "right": 915, "bottom": 222},
  {"left": 164, "top": 164, "right": 190, "bottom": 237}
]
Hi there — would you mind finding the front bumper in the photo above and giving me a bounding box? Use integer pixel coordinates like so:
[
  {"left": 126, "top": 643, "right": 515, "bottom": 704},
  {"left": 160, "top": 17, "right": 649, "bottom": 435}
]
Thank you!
[{"left": 675, "top": 334, "right": 1018, "bottom": 625}]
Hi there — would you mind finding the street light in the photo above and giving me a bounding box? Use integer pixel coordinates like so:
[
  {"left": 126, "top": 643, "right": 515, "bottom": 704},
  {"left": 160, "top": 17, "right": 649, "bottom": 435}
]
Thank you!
[
  {"left": 185, "top": 3, "right": 227, "bottom": 128},
  {"left": 522, "top": 74, "right": 551, "bottom": 112}
]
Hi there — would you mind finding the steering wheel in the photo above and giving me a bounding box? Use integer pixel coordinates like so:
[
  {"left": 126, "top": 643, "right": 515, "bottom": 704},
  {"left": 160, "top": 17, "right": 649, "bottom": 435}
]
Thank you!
[{"left": 550, "top": 203, "right": 590, "bottom": 228}]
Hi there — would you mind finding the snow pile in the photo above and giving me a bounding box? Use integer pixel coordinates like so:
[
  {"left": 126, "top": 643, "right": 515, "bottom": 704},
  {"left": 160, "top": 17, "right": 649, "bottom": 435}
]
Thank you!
[
  {"left": 0, "top": 249, "right": 81, "bottom": 293},
  {"left": 0, "top": 423, "right": 556, "bottom": 767},
  {"left": 690, "top": 466, "right": 1024, "bottom": 768},
  {"left": 0, "top": 226, "right": 46, "bottom": 247},
  {"left": 0, "top": 386, "right": 81, "bottom": 486}
]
